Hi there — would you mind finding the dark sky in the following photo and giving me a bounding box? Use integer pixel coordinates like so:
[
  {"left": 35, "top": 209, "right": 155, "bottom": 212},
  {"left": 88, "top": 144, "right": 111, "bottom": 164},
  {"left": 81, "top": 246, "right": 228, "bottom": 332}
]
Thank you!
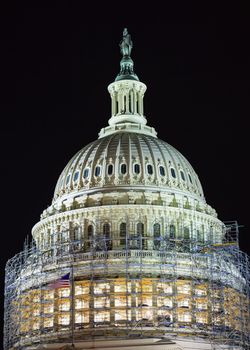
[{"left": 1, "top": 1, "right": 249, "bottom": 340}]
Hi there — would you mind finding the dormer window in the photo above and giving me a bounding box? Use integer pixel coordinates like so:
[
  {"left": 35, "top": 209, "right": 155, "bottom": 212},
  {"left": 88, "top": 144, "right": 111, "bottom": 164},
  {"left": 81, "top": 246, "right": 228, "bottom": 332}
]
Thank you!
[
  {"left": 159, "top": 166, "right": 165, "bottom": 176},
  {"left": 121, "top": 163, "right": 127, "bottom": 175},
  {"left": 83, "top": 168, "right": 89, "bottom": 179},
  {"left": 107, "top": 164, "right": 113, "bottom": 175},
  {"left": 73, "top": 171, "right": 79, "bottom": 182},
  {"left": 180, "top": 170, "right": 185, "bottom": 181},
  {"left": 134, "top": 163, "right": 140, "bottom": 174},
  {"left": 95, "top": 165, "right": 101, "bottom": 177},
  {"left": 170, "top": 168, "right": 176, "bottom": 178},
  {"left": 66, "top": 174, "right": 71, "bottom": 185},
  {"left": 147, "top": 164, "right": 153, "bottom": 175}
]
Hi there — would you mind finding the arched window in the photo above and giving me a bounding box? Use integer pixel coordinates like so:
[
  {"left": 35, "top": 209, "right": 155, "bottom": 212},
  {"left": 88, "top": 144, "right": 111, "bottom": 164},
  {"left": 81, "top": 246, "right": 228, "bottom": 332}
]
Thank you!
[
  {"left": 137, "top": 222, "right": 145, "bottom": 249},
  {"left": 121, "top": 163, "right": 127, "bottom": 174},
  {"left": 159, "top": 166, "right": 165, "bottom": 176},
  {"left": 120, "top": 222, "right": 127, "bottom": 246},
  {"left": 184, "top": 227, "right": 190, "bottom": 240},
  {"left": 137, "top": 222, "right": 144, "bottom": 236},
  {"left": 169, "top": 225, "right": 176, "bottom": 239},
  {"left": 83, "top": 168, "right": 89, "bottom": 179},
  {"left": 170, "top": 168, "right": 176, "bottom": 178},
  {"left": 87, "top": 225, "right": 93, "bottom": 250},
  {"left": 147, "top": 164, "right": 153, "bottom": 175},
  {"left": 134, "top": 163, "right": 140, "bottom": 174},
  {"left": 95, "top": 165, "right": 101, "bottom": 177},
  {"left": 153, "top": 223, "right": 161, "bottom": 249},
  {"left": 107, "top": 164, "right": 113, "bottom": 175},
  {"left": 103, "top": 223, "right": 111, "bottom": 250},
  {"left": 72, "top": 226, "right": 81, "bottom": 241}
]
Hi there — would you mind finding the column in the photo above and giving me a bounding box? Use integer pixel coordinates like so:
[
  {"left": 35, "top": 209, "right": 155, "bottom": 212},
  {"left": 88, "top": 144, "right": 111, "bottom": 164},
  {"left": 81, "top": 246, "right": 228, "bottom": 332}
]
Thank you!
[
  {"left": 137, "top": 92, "right": 141, "bottom": 115},
  {"left": 141, "top": 94, "right": 144, "bottom": 115},
  {"left": 111, "top": 94, "right": 115, "bottom": 116},
  {"left": 133, "top": 89, "right": 137, "bottom": 114},
  {"left": 126, "top": 91, "right": 129, "bottom": 113},
  {"left": 130, "top": 90, "right": 134, "bottom": 113}
]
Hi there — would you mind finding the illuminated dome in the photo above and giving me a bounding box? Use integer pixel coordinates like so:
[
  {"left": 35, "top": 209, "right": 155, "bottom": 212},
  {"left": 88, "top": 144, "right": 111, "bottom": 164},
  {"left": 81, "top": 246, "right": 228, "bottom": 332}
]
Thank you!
[
  {"left": 53, "top": 132, "right": 204, "bottom": 203},
  {"left": 4, "top": 29, "right": 250, "bottom": 350}
]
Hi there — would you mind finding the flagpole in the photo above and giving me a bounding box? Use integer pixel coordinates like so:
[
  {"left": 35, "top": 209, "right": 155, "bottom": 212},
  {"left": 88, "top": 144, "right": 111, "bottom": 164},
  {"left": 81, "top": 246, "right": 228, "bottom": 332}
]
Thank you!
[{"left": 71, "top": 263, "right": 75, "bottom": 347}]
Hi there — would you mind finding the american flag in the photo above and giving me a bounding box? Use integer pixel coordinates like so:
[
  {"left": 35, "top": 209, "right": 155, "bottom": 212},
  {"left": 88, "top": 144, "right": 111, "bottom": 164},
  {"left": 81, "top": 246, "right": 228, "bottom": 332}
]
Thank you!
[{"left": 48, "top": 272, "right": 70, "bottom": 289}]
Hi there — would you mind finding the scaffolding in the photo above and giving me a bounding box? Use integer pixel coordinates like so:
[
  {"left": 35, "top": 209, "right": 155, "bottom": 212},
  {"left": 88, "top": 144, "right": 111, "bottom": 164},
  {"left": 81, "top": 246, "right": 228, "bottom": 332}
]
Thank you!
[{"left": 4, "top": 220, "right": 250, "bottom": 350}]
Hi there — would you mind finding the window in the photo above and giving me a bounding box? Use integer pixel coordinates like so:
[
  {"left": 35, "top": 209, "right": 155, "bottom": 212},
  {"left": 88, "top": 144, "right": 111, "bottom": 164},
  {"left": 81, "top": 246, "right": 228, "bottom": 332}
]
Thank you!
[
  {"left": 184, "top": 227, "right": 190, "bottom": 240},
  {"left": 178, "top": 313, "right": 191, "bottom": 322},
  {"left": 159, "top": 166, "right": 165, "bottom": 176},
  {"left": 137, "top": 222, "right": 145, "bottom": 249},
  {"left": 120, "top": 222, "right": 127, "bottom": 245},
  {"left": 58, "top": 288, "right": 70, "bottom": 298},
  {"left": 134, "top": 163, "right": 140, "bottom": 174},
  {"left": 180, "top": 170, "right": 185, "bottom": 181},
  {"left": 58, "top": 314, "right": 70, "bottom": 325},
  {"left": 72, "top": 226, "right": 81, "bottom": 241},
  {"left": 153, "top": 223, "right": 161, "bottom": 249},
  {"left": 94, "top": 311, "right": 110, "bottom": 322},
  {"left": 115, "top": 309, "right": 131, "bottom": 321},
  {"left": 188, "top": 173, "right": 193, "bottom": 183},
  {"left": 169, "top": 225, "right": 176, "bottom": 239},
  {"left": 44, "top": 318, "right": 53, "bottom": 328},
  {"left": 87, "top": 225, "right": 93, "bottom": 250},
  {"left": 178, "top": 299, "right": 189, "bottom": 308},
  {"left": 170, "top": 168, "right": 176, "bottom": 178},
  {"left": 107, "top": 164, "right": 113, "bottom": 175},
  {"left": 121, "top": 163, "right": 127, "bottom": 174},
  {"left": 137, "top": 222, "right": 144, "bottom": 236},
  {"left": 94, "top": 297, "right": 110, "bottom": 308},
  {"left": 66, "top": 174, "right": 71, "bottom": 185},
  {"left": 75, "top": 312, "right": 89, "bottom": 324},
  {"left": 147, "top": 164, "right": 153, "bottom": 175},
  {"left": 83, "top": 168, "right": 89, "bottom": 179},
  {"left": 75, "top": 284, "right": 89, "bottom": 295},
  {"left": 103, "top": 223, "right": 111, "bottom": 250},
  {"left": 197, "top": 230, "right": 204, "bottom": 242},
  {"left": 95, "top": 165, "right": 101, "bottom": 177},
  {"left": 59, "top": 301, "right": 70, "bottom": 311},
  {"left": 94, "top": 282, "right": 110, "bottom": 294},
  {"left": 73, "top": 171, "right": 79, "bottom": 182}
]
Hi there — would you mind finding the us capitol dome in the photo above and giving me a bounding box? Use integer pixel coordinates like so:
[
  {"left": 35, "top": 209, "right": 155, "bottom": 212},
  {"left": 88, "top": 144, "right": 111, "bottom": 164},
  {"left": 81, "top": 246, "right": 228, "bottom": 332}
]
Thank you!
[{"left": 4, "top": 29, "right": 250, "bottom": 350}]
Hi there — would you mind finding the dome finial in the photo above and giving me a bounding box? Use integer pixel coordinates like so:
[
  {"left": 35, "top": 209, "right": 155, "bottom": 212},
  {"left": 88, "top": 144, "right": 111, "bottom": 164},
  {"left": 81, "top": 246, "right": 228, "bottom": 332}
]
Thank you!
[{"left": 115, "top": 28, "right": 139, "bottom": 81}]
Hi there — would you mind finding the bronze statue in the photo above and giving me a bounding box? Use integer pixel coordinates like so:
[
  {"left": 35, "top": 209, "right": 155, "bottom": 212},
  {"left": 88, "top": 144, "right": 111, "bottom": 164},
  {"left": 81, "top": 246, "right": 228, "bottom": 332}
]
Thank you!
[{"left": 120, "top": 28, "right": 133, "bottom": 57}]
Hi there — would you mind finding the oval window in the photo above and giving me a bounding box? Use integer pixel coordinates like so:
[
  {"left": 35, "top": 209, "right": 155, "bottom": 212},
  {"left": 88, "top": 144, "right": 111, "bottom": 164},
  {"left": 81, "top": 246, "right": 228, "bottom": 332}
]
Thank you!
[
  {"left": 170, "top": 168, "right": 176, "bottom": 178},
  {"left": 107, "top": 164, "right": 113, "bottom": 175},
  {"left": 121, "top": 163, "right": 127, "bottom": 174},
  {"left": 95, "top": 166, "right": 101, "bottom": 177},
  {"left": 188, "top": 173, "right": 193, "bottom": 184},
  {"left": 147, "top": 164, "right": 153, "bottom": 175},
  {"left": 83, "top": 168, "right": 89, "bottom": 179},
  {"left": 73, "top": 171, "right": 79, "bottom": 182},
  {"left": 180, "top": 170, "right": 185, "bottom": 181},
  {"left": 134, "top": 163, "right": 140, "bottom": 174},
  {"left": 159, "top": 166, "right": 165, "bottom": 176}
]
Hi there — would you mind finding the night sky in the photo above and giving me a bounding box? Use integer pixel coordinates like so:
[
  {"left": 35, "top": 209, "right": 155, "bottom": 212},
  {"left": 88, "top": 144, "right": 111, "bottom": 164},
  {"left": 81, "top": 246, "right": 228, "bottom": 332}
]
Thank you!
[{"left": 1, "top": 1, "right": 249, "bottom": 340}]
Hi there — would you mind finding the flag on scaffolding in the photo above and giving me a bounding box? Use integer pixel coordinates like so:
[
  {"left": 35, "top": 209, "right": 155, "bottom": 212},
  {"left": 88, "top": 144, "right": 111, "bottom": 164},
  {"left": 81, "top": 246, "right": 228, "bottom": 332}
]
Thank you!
[{"left": 48, "top": 272, "right": 70, "bottom": 289}]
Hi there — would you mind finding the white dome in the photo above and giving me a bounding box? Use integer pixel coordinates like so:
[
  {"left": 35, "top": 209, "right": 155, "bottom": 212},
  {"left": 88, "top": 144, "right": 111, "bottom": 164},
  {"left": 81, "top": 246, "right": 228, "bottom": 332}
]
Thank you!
[{"left": 53, "top": 131, "right": 204, "bottom": 203}]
